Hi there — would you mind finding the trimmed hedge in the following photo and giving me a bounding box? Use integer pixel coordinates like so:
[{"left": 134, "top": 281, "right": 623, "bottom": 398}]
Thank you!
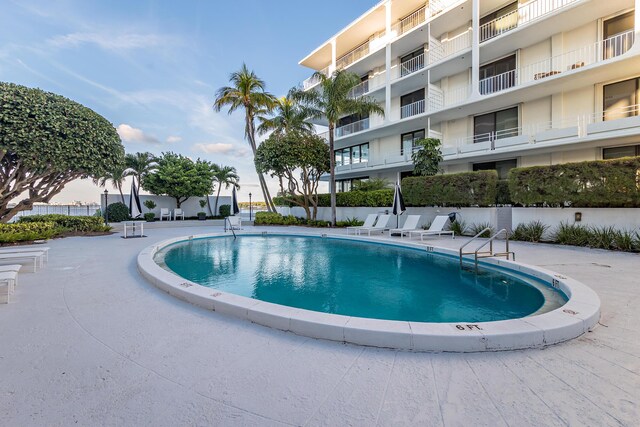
[
  {"left": 106, "top": 202, "right": 131, "bottom": 222},
  {"left": 274, "top": 190, "right": 394, "bottom": 208},
  {"left": 509, "top": 157, "right": 640, "bottom": 207},
  {"left": 19, "top": 214, "right": 109, "bottom": 232},
  {"left": 0, "top": 222, "right": 60, "bottom": 243},
  {"left": 219, "top": 204, "right": 231, "bottom": 217},
  {"left": 402, "top": 171, "right": 498, "bottom": 207}
]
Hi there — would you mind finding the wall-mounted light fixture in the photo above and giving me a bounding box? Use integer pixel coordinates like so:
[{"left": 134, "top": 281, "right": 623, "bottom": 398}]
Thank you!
[{"left": 575, "top": 212, "right": 582, "bottom": 222}]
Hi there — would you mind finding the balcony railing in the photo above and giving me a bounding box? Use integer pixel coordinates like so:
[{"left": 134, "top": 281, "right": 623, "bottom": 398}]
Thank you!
[
  {"left": 394, "top": 6, "right": 426, "bottom": 36},
  {"left": 401, "top": 99, "right": 425, "bottom": 119},
  {"left": 482, "top": 30, "right": 635, "bottom": 93},
  {"left": 428, "top": 30, "right": 472, "bottom": 65},
  {"left": 336, "top": 42, "right": 370, "bottom": 70},
  {"left": 302, "top": 66, "right": 330, "bottom": 90},
  {"left": 335, "top": 117, "right": 370, "bottom": 137},
  {"left": 349, "top": 80, "right": 370, "bottom": 98},
  {"left": 479, "top": 69, "right": 517, "bottom": 95},
  {"left": 400, "top": 53, "right": 425, "bottom": 77},
  {"left": 480, "top": 0, "right": 581, "bottom": 43}
]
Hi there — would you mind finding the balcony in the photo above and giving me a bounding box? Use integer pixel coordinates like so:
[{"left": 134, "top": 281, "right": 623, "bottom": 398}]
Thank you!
[
  {"left": 428, "top": 29, "right": 472, "bottom": 65},
  {"left": 399, "top": 52, "right": 425, "bottom": 78},
  {"left": 335, "top": 117, "right": 370, "bottom": 138},
  {"left": 401, "top": 99, "right": 426, "bottom": 119},
  {"left": 479, "top": 29, "right": 635, "bottom": 95},
  {"left": 302, "top": 66, "right": 330, "bottom": 91},
  {"left": 479, "top": 0, "right": 582, "bottom": 43},
  {"left": 335, "top": 31, "right": 386, "bottom": 71},
  {"left": 391, "top": 1, "right": 460, "bottom": 39}
]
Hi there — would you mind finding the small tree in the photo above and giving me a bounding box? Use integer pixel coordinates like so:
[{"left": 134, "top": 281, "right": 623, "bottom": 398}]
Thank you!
[
  {"left": 411, "top": 138, "right": 443, "bottom": 176},
  {"left": 255, "top": 131, "right": 329, "bottom": 220},
  {"left": 143, "top": 152, "right": 214, "bottom": 208},
  {"left": 0, "top": 82, "right": 124, "bottom": 222},
  {"left": 143, "top": 199, "right": 156, "bottom": 212}
]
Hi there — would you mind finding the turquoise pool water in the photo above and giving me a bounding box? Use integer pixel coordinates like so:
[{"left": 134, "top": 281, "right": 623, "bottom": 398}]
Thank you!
[{"left": 160, "top": 235, "right": 562, "bottom": 323}]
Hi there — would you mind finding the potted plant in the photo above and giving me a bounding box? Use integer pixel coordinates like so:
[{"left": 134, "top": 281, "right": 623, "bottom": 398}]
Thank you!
[
  {"left": 143, "top": 199, "right": 157, "bottom": 222},
  {"left": 197, "top": 199, "right": 207, "bottom": 221}
]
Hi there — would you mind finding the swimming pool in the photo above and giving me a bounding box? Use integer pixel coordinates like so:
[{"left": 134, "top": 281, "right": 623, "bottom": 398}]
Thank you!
[
  {"left": 138, "top": 231, "right": 601, "bottom": 351},
  {"left": 158, "top": 235, "right": 564, "bottom": 323}
]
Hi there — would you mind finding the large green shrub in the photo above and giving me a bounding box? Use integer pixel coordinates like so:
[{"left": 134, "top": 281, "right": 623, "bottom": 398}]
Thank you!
[
  {"left": 0, "top": 222, "right": 60, "bottom": 243},
  {"left": 19, "top": 214, "right": 109, "bottom": 232},
  {"left": 274, "top": 189, "right": 393, "bottom": 208},
  {"left": 509, "top": 157, "right": 640, "bottom": 207},
  {"left": 402, "top": 171, "right": 498, "bottom": 207},
  {"left": 219, "top": 204, "right": 231, "bottom": 217},
  {"left": 495, "top": 180, "right": 513, "bottom": 205},
  {"left": 254, "top": 212, "right": 299, "bottom": 225},
  {"left": 106, "top": 203, "right": 131, "bottom": 222}
]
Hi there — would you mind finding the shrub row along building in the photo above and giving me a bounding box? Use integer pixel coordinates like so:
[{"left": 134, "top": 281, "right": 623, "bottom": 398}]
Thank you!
[{"left": 299, "top": 0, "right": 640, "bottom": 190}]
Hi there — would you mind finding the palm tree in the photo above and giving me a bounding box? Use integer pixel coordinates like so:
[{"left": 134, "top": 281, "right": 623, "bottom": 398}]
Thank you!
[
  {"left": 214, "top": 64, "right": 277, "bottom": 212},
  {"left": 94, "top": 163, "right": 128, "bottom": 204},
  {"left": 125, "top": 152, "right": 157, "bottom": 192},
  {"left": 293, "top": 69, "right": 385, "bottom": 225},
  {"left": 257, "top": 94, "right": 314, "bottom": 136},
  {"left": 211, "top": 164, "right": 240, "bottom": 216}
]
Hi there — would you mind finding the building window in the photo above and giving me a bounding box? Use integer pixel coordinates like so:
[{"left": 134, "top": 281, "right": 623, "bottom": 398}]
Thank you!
[
  {"left": 400, "top": 89, "right": 425, "bottom": 118},
  {"left": 479, "top": 54, "right": 516, "bottom": 94},
  {"left": 336, "top": 143, "right": 370, "bottom": 167},
  {"left": 473, "top": 159, "right": 517, "bottom": 180},
  {"left": 603, "top": 77, "right": 639, "bottom": 120},
  {"left": 401, "top": 129, "right": 425, "bottom": 155},
  {"left": 400, "top": 48, "right": 425, "bottom": 77},
  {"left": 336, "top": 177, "right": 369, "bottom": 193},
  {"left": 603, "top": 11, "right": 635, "bottom": 59},
  {"left": 473, "top": 107, "right": 519, "bottom": 143},
  {"left": 480, "top": 2, "right": 518, "bottom": 42},
  {"left": 603, "top": 144, "right": 640, "bottom": 159}
]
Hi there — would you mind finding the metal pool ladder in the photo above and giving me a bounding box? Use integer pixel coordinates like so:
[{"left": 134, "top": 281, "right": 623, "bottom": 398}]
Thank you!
[
  {"left": 224, "top": 217, "right": 237, "bottom": 239},
  {"left": 459, "top": 228, "right": 515, "bottom": 272}
]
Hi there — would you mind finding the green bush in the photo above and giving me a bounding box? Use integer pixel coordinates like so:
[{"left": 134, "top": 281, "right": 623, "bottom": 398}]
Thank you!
[
  {"left": 553, "top": 222, "right": 593, "bottom": 247},
  {"left": 105, "top": 203, "right": 131, "bottom": 222},
  {"left": 19, "top": 214, "right": 109, "bottom": 232},
  {"left": 449, "top": 220, "right": 467, "bottom": 236},
  {"left": 552, "top": 223, "right": 640, "bottom": 251},
  {"left": 219, "top": 204, "right": 231, "bottom": 217},
  {"left": 144, "top": 213, "right": 155, "bottom": 222},
  {"left": 495, "top": 180, "right": 513, "bottom": 205},
  {"left": 254, "top": 212, "right": 299, "bottom": 225},
  {"left": 511, "top": 220, "right": 549, "bottom": 242},
  {"left": 402, "top": 171, "right": 498, "bottom": 207},
  {"left": 335, "top": 217, "right": 364, "bottom": 227},
  {"left": 469, "top": 222, "right": 493, "bottom": 238},
  {"left": 0, "top": 222, "right": 60, "bottom": 243},
  {"left": 274, "top": 190, "right": 393, "bottom": 208},
  {"left": 509, "top": 157, "right": 640, "bottom": 207}
]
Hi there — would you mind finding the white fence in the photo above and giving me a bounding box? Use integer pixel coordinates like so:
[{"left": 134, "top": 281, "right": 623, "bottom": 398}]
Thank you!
[{"left": 10, "top": 205, "right": 100, "bottom": 222}]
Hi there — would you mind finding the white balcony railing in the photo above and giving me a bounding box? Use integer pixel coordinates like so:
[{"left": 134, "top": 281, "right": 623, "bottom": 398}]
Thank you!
[
  {"left": 335, "top": 117, "right": 370, "bottom": 137},
  {"left": 401, "top": 99, "right": 425, "bottom": 119},
  {"left": 399, "top": 53, "right": 425, "bottom": 78},
  {"left": 480, "top": 0, "right": 581, "bottom": 43},
  {"left": 302, "top": 66, "right": 330, "bottom": 90},
  {"left": 428, "top": 30, "right": 472, "bottom": 65},
  {"left": 349, "top": 80, "right": 370, "bottom": 98},
  {"left": 479, "top": 69, "right": 517, "bottom": 95},
  {"left": 393, "top": 6, "right": 426, "bottom": 36},
  {"left": 336, "top": 42, "right": 370, "bottom": 70}
]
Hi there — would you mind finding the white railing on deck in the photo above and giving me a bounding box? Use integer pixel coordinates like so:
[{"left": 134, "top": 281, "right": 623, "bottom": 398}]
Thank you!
[
  {"left": 335, "top": 117, "right": 370, "bottom": 137},
  {"left": 11, "top": 204, "right": 100, "bottom": 222},
  {"left": 302, "top": 66, "right": 330, "bottom": 90},
  {"left": 336, "top": 42, "right": 370, "bottom": 70},
  {"left": 479, "top": 69, "right": 517, "bottom": 95},
  {"left": 399, "top": 53, "right": 425, "bottom": 77},
  {"left": 428, "top": 30, "right": 472, "bottom": 65},
  {"left": 394, "top": 6, "right": 426, "bottom": 36},
  {"left": 401, "top": 99, "right": 426, "bottom": 119},
  {"left": 480, "top": 0, "right": 582, "bottom": 42},
  {"left": 349, "top": 80, "right": 370, "bottom": 98}
]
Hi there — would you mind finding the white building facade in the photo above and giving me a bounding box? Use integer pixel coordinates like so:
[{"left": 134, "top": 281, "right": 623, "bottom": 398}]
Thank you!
[{"left": 299, "top": 0, "right": 640, "bottom": 190}]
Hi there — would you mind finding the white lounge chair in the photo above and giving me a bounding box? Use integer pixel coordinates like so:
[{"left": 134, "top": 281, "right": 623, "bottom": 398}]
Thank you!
[
  {"left": 0, "top": 250, "right": 46, "bottom": 272},
  {"left": 159, "top": 208, "right": 171, "bottom": 221},
  {"left": 0, "top": 270, "right": 18, "bottom": 303},
  {"left": 174, "top": 209, "right": 185, "bottom": 220},
  {"left": 357, "top": 214, "right": 391, "bottom": 236},
  {"left": 0, "top": 246, "right": 50, "bottom": 263},
  {"left": 227, "top": 216, "right": 241, "bottom": 230},
  {"left": 346, "top": 214, "right": 378, "bottom": 235},
  {"left": 409, "top": 215, "right": 455, "bottom": 241},
  {"left": 388, "top": 215, "right": 421, "bottom": 238}
]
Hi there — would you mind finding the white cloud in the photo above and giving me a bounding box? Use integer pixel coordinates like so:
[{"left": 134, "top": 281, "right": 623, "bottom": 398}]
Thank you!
[
  {"left": 117, "top": 124, "right": 160, "bottom": 144},
  {"left": 48, "top": 32, "right": 177, "bottom": 51},
  {"left": 192, "top": 143, "right": 250, "bottom": 157},
  {"left": 166, "top": 135, "right": 182, "bottom": 143}
]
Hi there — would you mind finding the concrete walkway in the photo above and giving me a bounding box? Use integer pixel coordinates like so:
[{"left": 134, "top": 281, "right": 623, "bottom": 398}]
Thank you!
[{"left": 1, "top": 225, "right": 638, "bottom": 426}]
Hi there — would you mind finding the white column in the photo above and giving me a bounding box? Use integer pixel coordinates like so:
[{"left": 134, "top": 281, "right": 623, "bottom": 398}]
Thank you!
[
  {"left": 471, "top": 0, "right": 480, "bottom": 96},
  {"left": 385, "top": 1, "right": 392, "bottom": 122}
]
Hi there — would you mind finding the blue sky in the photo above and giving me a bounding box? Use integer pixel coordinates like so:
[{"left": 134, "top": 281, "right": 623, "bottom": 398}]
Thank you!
[{"left": 0, "top": 0, "right": 374, "bottom": 203}]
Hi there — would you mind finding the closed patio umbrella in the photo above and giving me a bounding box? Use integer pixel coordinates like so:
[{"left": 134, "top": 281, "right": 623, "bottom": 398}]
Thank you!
[
  {"left": 231, "top": 186, "right": 240, "bottom": 215},
  {"left": 392, "top": 181, "right": 406, "bottom": 228},
  {"left": 129, "top": 177, "right": 142, "bottom": 219}
]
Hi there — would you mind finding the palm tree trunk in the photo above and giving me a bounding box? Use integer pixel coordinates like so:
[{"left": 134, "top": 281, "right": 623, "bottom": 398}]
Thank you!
[
  {"left": 329, "top": 124, "right": 337, "bottom": 226},
  {"left": 118, "top": 183, "right": 125, "bottom": 204},
  {"left": 246, "top": 114, "right": 277, "bottom": 212}
]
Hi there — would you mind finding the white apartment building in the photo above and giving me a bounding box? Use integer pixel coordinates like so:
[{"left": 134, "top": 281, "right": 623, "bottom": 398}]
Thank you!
[{"left": 299, "top": 0, "right": 640, "bottom": 191}]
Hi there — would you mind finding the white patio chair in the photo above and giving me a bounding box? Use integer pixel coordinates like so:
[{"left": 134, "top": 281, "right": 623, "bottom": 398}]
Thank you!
[
  {"left": 356, "top": 214, "right": 391, "bottom": 236},
  {"left": 408, "top": 215, "right": 455, "bottom": 241},
  {"left": 173, "top": 208, "right": 185, "bottom": 220},
  {"left": 159, "top": 208, "right": 171, "bottom": 221},
  {"left": 346, "top": 214, "right": 378, "bottom": 235},
  {"left": 388, "top": 215, "right": 421, "bottom": 238}
]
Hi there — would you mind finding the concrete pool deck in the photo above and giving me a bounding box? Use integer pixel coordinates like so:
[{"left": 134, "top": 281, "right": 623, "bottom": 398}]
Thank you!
[{"left": 1, "top": 224, "right": 638, "bottom": 426}]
